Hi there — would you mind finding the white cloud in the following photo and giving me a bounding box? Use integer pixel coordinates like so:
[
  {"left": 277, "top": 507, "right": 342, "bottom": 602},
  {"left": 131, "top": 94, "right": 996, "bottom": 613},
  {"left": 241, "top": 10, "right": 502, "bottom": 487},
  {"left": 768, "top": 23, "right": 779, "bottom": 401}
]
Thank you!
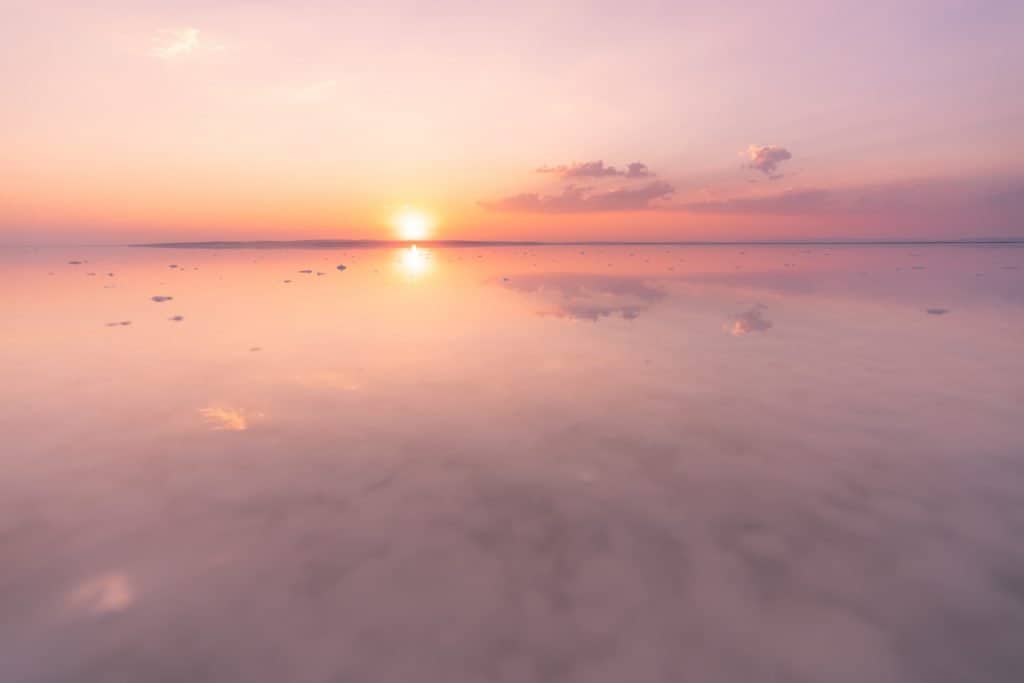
[{"left": 152, "top": 28, "right": 201, "bottom": 60}]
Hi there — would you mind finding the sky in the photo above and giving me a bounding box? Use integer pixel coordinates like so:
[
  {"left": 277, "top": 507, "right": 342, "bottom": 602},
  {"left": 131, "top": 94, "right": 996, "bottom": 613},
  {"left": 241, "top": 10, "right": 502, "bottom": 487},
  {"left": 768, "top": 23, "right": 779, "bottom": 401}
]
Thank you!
[{"left": 2, "top": 0, "right": 1022, "bottom": 243}]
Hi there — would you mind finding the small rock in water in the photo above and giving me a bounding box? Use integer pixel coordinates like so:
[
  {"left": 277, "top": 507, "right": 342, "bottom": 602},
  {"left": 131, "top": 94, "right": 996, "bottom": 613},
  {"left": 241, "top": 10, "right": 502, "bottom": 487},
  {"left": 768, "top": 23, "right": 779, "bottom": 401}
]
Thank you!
[
  {"left": 336, "top": 264, "right": 347, "bottom": 271},
  {"left": 169, "top": 264, "right": 178, "bottom": 269},
  {"left": 316, "top": 271, "right": 325, "bottom": 276},
  {"left": 68, "top": 260, "right": 82, "bottom": 265},
  {"left": 151, "top": 295, "right": 173, "bottom": 302},
  {"left": 299, "top": 269, "right": 313, "bottom": 274},
  {"left": 249, "top": 346, "right": 262, "bottom": 352},
  {"left": 925, "top": 308, "right": 949, "bottom": 316},
  {"left": 105, "top": 321, "right": 132, "bottom": 327},
  {"left": 283, "top": 279, "right": 292, "bottom": 283},
  {"left": 169, "top": 315, "right": 184, "bottom": 322}
]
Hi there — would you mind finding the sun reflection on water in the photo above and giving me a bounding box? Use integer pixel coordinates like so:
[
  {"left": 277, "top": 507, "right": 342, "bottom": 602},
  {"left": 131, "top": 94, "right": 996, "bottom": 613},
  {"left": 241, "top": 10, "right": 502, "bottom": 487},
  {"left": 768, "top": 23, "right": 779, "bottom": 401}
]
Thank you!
[{"left": 396, "top": 245, "right": 431, "bottom": 278}]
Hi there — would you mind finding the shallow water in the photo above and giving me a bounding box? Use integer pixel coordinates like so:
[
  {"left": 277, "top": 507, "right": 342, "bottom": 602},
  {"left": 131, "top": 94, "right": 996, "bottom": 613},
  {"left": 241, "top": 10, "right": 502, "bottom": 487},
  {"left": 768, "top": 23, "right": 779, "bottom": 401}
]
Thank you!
[{"left": 2, "top": 244, "right": 1024, "bottom": 682}]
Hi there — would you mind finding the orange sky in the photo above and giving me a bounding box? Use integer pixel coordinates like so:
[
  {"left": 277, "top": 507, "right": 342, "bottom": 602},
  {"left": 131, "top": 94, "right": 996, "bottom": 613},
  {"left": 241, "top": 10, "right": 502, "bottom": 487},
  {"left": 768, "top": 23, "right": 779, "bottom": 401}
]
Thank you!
[{"left": 2, "top": 1, "right": 1023, "bottom": 243}]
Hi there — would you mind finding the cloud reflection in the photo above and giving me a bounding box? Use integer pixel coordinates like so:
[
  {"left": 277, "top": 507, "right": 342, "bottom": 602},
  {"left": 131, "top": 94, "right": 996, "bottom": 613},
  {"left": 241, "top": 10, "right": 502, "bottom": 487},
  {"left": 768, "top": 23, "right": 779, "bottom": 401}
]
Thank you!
[
  {"left": 728, "top": 305, "right": 773, "bottom": 335},
  {"left": 66, "top": 573, "right": 135, "bottom": 615},
  {"left": 502, "top": 274, "right": 666, "bottom": 321},
  {"left": 199, "top": 407, "right": 249, "bottom": 431}
]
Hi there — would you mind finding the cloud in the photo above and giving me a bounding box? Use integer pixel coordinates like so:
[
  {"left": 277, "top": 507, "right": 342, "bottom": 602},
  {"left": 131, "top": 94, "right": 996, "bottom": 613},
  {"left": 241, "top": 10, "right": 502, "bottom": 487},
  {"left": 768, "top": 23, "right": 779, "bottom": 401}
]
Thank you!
[
  {"left": 680, "top": 176, "right": 1024, "bottom": 225},
  {"left": 680, "top": 189, "right": 831, "bottom": 215},
  {"left": 152, "top": 28, "right": 201, "bottom": 60},
  {"left": 625, "top": 162, "right": 653, "bottom": 178},
  {"left": 747, "top": 145, "right": 792, "bottom": 179},
  {"left": 482, "top": 181, "right": 675, "bottom": 213},
  {"left": 539, "top": 161, "right": 620, "bottom": 178},
  {"left": 536, "top": 160, "right": 655, "bottom": 179},
  {"left": 727, "top": 305, "right": 773, "bottom": 336}
]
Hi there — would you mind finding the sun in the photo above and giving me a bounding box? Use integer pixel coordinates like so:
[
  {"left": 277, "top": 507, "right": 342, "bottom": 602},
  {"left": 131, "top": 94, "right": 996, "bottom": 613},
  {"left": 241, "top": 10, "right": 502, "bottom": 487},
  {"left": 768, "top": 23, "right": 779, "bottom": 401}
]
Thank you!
[{"left": 394, "top": 208, "right": 433, "bottom": 241}]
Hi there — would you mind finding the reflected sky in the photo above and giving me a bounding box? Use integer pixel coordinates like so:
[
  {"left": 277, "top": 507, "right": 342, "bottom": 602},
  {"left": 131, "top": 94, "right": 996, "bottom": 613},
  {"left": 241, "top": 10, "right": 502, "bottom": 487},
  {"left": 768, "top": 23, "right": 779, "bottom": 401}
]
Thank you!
[
  {"left": 2, "top": 244, "right": 1024, "bottom": 682},
  {"left": 500, "top": 273, "right": 666, "bottom": 321}
]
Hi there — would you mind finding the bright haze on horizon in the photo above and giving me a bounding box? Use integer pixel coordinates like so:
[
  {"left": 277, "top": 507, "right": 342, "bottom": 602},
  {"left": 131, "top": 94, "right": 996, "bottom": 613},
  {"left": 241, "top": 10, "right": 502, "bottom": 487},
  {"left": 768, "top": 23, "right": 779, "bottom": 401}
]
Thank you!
[{"left": 2, "top": 1, "right": 1022, "bottom": 244}]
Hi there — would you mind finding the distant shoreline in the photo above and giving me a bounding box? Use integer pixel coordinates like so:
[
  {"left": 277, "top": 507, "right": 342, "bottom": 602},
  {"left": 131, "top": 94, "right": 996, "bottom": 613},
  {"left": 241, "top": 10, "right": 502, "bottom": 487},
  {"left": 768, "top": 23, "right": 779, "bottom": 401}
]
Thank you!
[{"left": 134, "top": 238, "right": 1024, "bottom": 250}]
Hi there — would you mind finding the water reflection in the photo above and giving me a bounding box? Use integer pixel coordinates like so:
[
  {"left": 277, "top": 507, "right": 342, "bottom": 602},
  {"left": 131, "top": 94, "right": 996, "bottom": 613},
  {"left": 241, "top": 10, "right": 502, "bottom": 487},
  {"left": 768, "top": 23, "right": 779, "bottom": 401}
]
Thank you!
[
  {"left": 1, "top": 244, "right": 1023, "bottom": 682},
  {"left": 727, "top": 304, "right": 773, "bottom": 336},
  {"left": 66, "top": 573, "right": 136, "bottom": 615},
  {"left": 396, "top": 245, "right": 431, "bottom": 278},
  {"left": 501, "top": 273, "right": 666, "bottom": 321},
  {"left": 199, "top": 407, "right": 250, "bottom": 431}
]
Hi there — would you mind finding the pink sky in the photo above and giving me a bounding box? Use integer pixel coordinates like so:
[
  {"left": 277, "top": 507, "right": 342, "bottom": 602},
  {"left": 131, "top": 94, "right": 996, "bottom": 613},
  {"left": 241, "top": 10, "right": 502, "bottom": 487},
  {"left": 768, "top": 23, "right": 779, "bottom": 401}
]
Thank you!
[{"left": 2, "top": 0, "right": 1022, "bottom": 243}]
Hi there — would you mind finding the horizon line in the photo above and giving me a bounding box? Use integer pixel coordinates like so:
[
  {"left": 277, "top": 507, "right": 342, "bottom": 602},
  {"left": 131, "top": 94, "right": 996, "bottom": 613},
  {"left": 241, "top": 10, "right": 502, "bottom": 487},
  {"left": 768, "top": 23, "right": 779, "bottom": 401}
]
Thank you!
[{"left": 131, "top": 237, "right": 1024, "bottom": 250}]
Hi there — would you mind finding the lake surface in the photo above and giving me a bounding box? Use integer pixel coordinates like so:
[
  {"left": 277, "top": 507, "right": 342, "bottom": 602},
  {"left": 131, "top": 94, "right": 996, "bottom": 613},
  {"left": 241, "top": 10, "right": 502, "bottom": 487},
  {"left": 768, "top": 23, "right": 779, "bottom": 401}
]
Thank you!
[{"left": 2, "top": 244, "right": 1023, "bottom": 682}]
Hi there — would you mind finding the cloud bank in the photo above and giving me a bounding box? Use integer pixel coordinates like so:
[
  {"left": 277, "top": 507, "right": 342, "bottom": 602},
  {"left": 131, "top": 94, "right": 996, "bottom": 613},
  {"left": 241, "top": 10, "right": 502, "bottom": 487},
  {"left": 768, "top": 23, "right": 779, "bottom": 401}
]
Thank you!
[
  {"left": 537, "top": 161, "right": 655, "bottom": 179},
  {"left": 482, "top": 181, "right": 675, "bottom": 213},
  {"left": 681, "top": 189, "right": 831, "bottom": 215}
]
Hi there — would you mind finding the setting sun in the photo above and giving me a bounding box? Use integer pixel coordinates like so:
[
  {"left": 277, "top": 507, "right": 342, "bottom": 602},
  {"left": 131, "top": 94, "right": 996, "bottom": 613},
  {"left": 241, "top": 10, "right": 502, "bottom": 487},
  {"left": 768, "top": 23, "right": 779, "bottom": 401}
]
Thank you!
[
  {"left": 394, "top": 208, "right": 433, "bottom": 241},
  {"left": 5, "top": 4, "right": 1024, "bottom": 680}
]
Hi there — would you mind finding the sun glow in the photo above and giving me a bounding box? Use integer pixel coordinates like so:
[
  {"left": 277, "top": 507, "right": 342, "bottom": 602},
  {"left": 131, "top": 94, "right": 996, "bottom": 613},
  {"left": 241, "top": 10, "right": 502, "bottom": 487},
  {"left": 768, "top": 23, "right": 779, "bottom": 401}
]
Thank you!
[{"left": 394, "top": 208, "right": 433, "bottom": 241}]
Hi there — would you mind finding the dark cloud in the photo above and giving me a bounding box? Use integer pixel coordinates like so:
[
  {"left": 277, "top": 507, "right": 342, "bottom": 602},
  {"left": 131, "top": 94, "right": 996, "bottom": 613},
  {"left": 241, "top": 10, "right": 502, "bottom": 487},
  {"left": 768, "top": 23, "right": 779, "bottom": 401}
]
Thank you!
[
  {"left": 681, "top": 189, "right": 831, "bottom": 215},
  {"left": 747, "top": 145, "right": 792, "bottom": 179},
  {"left": 482, "top": 181, "right": 675, "bottom": 213},
  {"left": 536, "top": 160, "right": 655, "bottom": 179},
  {"left": 625, "top": 162, "right": 653, "bottom": 178}
]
